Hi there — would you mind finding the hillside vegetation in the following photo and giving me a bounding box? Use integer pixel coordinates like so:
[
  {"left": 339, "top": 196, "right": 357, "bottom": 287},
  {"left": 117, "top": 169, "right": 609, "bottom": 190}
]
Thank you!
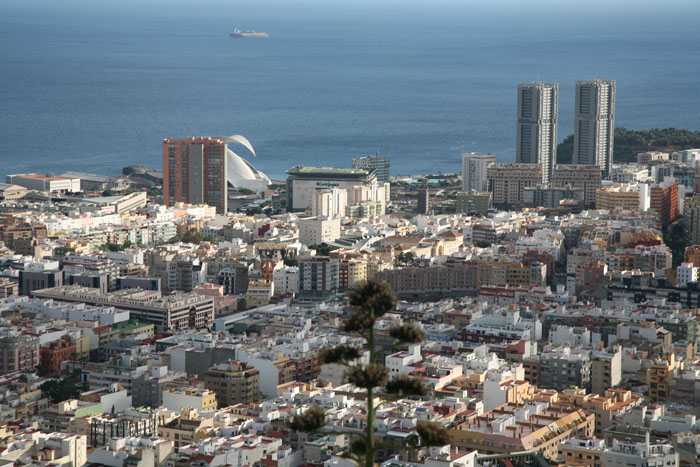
[{"left": 557, "top": 127, "right": 700, "bottom": 164}]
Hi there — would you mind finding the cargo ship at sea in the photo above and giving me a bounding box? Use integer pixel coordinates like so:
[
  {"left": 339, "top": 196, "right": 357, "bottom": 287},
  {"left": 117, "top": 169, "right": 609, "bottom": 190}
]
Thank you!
[{"left": 230, "top": 28, "right": 269, "bottom": 38}]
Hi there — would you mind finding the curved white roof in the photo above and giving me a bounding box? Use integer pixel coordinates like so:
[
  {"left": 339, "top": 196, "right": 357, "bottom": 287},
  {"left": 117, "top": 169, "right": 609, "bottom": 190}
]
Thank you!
[
  {"left": 216, "top": 135, "right": 256, "bottom": 157},
  {"left": 214, "top": 135, "right": 271, "bottom": 192}
]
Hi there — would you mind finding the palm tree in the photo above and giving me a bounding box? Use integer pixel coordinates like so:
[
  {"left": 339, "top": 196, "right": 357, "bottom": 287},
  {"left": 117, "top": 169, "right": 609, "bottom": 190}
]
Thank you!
[
  {"left": 290, "top": 281, "right": 449, "bottom": 466},
  {"left": 70, "top": 352, "right": 79, "bottom": 375}
]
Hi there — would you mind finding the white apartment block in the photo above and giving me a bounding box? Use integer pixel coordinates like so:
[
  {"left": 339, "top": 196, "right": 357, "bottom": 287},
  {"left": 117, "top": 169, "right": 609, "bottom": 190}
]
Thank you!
[
  {"left": 676, "top": 262, "right": 698, "bottom": 288},
  {"left": 273, "top": 266, "right": 299, "bottom": 295},
  {"left": 385, "top": 344, "right": 422, "bottom": 379},
  {"left": 462, "top": 153, "right": 496, "bottom": 192},
  {"left": 603, "top": 438, "right": 678, "bottom": 467},
  {"left": 298, "top": 216, "right": 341, "bottom": 246},
  {"left": 312, "top": 188, "right": 348, "bottom": 218}
]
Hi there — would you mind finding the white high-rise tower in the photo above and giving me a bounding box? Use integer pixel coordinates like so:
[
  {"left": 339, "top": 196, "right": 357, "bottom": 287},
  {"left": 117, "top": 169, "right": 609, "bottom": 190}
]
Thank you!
[
  {"left": 573, "top": 79, "right": 616, "bottom": 177},
  {"left": 462, "top": 152, "right": 496, "bottom": 192},
  {"left": 516, "top": 82, "right": 558, "bottom": 186}
]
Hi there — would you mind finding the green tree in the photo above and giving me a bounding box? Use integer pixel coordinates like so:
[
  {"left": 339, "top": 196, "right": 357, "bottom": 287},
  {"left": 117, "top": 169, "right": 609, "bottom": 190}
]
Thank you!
[
  {"left": 102, "top": 189, "right": 116, "bottom": 197},
  {"left": 397, "top": 252, "right": 415, "bottom": 265},
  {"left": 663, "top": 220, "right": 689, "bottom": 268},
  {"left": 147, "top": 187, "right": 163, "bottom": 197},
  {"left": 40, "top": 379, "right": 80, "bottom": 403},
  {"left": 283, "top": 257, "right": 298, "bottom": 267},
  {"left": 54, "top": 246, "right": 75, "bottom": 258},
  {"left": 309, "top": 243, "right": 336, "bottom": 256},
  {"left": 176, "top": 228, "right": 203, "bottom": 244},
  {"left": 98, "top": 240, "right": 133, "bottom": 252},
  {"left": 557, "top": 127, "right": 700, "bottom": 164},
  {"left": 290, "top": 281, "right": 449, "bottom": 466},
  {"left": 474, "top": 240, "right": 491, "bottom": 248}
]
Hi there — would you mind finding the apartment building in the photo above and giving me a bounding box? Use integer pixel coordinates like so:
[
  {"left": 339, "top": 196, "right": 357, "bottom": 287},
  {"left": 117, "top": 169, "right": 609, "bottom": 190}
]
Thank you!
[
  {"left": 557, "top": 438, "right": 605, "bottom": 467},
  {"left": 162, "top": 388, "right": 217, "bottom": 413},
  {"left": 158, "top": 407, "right": 213, "bottom": 449},
  {"left": 204, "top": 360, "right": 260, "bottom": 406},
  {"left": 0, "top": 333, "right": 40, "bottom": 375},
  {"left": 298, "top": 256, "right": 339, "bottom": 300},
  {"left": 538, "top": 347, "right": 592, "bottom": 392},
  {"left": 550, "top": 164, "right": 602, "bottom": 207},
  {"left": 487, "top": 163, "right": 542, "bottom": 206},
  {"left": 603, "top": 439, "right": 678, "bottom": 467},
  {"left": 31, "top": 285, "right": 215, "bottom": 331},
  {"left": 649, "top": 177, "right": 679, "bottom": 225},
  {"left": 298, "top": 216, "right": 341, "bottom": 245},
  {"left": 447, "top": 401, "right": 594, "bottom": 460},
  {"left": 590, "top": 348, "right": 622, "bottom": 396}
]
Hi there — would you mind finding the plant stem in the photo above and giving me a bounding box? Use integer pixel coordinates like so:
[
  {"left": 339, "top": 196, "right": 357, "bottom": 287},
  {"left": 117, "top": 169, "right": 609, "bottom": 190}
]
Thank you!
[{"left": 366, "top": 311, "right": 376, "bottom": 467}]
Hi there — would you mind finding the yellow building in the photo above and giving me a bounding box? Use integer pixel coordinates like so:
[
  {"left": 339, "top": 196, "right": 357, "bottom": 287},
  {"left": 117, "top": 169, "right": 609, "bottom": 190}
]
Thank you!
[
  {"left": 366, "top": 259, "right": 390, "bottom": 281},
  {"left": 497, "top": 379, "right": 534, "bottom": 406},
  {"left": 595, "top": 184, "right": 640, "bottom": 211},
  {"left": 618, "top": 230, "right": 662, "bottom": 246},
  {"left": 447, "top": 403, "right": 594, "bottom": 461},
  {"left": 348, "top": 259, "right": 367, "bottom": 289},
  {"left": 245, "top": 280, "right": 273, "bottom": 308},
  {"left": 162, "top": 388, "right": 217, "bottom": 413},
  {"left": 507, "top": 263, "right": 531, "bottom": 287},
  {"left": 74, "top": 335, "right": 90, "bottom": 360},
  {"left": 443, "top": 310, "right": 474, "bottom": 331},
  {"left": 158, "top": 408, "right": 213, "bottom": 449},
  {"left": 542, "top": 388, "right": 644, "bottom": 436},
  {"left": 648, "top": 354, "right": 676, "bottom": 402}
]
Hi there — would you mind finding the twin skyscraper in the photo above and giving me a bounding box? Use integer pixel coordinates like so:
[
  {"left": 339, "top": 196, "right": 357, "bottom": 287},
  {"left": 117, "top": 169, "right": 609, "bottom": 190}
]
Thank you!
[{"left": 516, "top": 79, "right": 616, "bottom": 184}]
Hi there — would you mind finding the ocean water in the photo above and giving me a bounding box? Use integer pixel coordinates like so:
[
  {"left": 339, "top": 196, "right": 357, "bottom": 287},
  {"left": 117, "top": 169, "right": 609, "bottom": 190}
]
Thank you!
[{"left": 1, "top": 0, "right": 700, "bottom": 181}]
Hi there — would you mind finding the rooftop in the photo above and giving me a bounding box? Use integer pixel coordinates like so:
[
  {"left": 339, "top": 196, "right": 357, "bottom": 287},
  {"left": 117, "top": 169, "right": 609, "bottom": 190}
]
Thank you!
[
  {"left": 9, "top": 173, "right": 71, "bottom": 181},
  {"left": 59, "top": 172, "right": 114, "bottom": 183},
  {"left": 112, "top": 319, "right": 154, "bottom": 330},
  {"left": 286, "top": 166, "right": 370, "bottom": 176}
]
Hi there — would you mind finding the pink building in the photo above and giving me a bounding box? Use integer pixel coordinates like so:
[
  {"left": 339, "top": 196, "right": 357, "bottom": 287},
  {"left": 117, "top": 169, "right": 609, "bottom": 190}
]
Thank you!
[{"left": 194, "top": 283, "right": 238, "bottom": 315}]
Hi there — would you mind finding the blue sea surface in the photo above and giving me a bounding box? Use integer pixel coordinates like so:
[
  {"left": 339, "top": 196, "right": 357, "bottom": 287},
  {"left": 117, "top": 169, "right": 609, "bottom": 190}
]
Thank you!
[{"left": 1, "top": 0, "right": 700, "bottom": 180}]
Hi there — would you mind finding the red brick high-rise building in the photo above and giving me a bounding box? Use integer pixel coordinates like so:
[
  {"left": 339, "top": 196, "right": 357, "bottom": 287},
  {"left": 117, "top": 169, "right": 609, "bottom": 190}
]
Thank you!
[
  {"left": 649, "top": 178, "right": 678, "bottom": 225},
  {"left": 40, "top": 335, "right": 76, "bottom": 374},
  {"left": 163, "top": 137, "right": 227, "bottom": 214},
  {"left": 685, "top": 245, "right": 700, "bottom": 267},
  {"left": 583, "top": 261, "right": 608, "bottom": 292}
]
